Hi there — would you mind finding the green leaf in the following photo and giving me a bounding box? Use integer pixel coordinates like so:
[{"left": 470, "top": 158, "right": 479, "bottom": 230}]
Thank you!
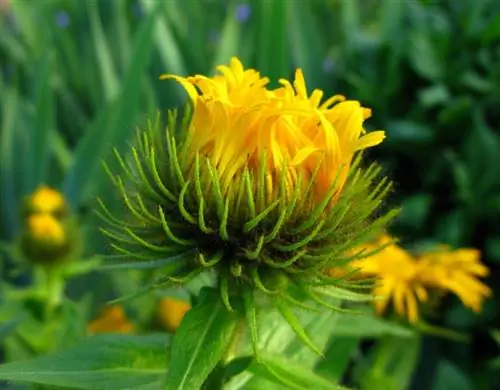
[
  {"left": 165, "top": 288, "right": 241, "bottom": 390},
  {"left": 88, "top": 0, "right": 119, "bottom": 102},
  {"left": 418, "top": 84, "right": 451, "bottom": 107},
  {"left": 0, "top": 317, "right": 23, "bottom": 342},
  {"left": 227, "top": 307, "right": 339, "bottom": 389},
  {"left": 0, "top": 87, "right": 20, "bottom": 237},
  {"left": 482, "top": 13, "right": 500, "bottom": 43},
  {"left": 396, "top": 193, "right": 432, "bottom": 231},
  {"left": 112, "top": 0, "right": 132, "bottom": 69},
  {"left": 385, "top": 121, "right": 434, "bottom": 146},
  {"left": 254, "top": 0, "right": 289, "bottom": 87},
  {"left": 61, "top": 257, "right": 102, "bottom": 277},
  {"left": 434, "top": 210, "right": 467, "bottom": 247},
  {"left": 64, "top": 4, "right": 159, "bottom": 207},
  {"left": 333, "top": 313, "right": 414, "bottom": 338},
  {"left": 211, "top": 5, "right": 241, "bottom": 71},
  {"left": 29, "top": 50, "right": 55, "bottom": 191},
  {"left": 486, "top": 237, "right": 500, "bottom": 263},
  {"left": 432, "top": 360, "right": 473, "bottom": 390},
  {"left": 464, "top": 110, "right": 500, "bottom": 199},
  {"left": 10, "top": 1, "right": 48, "bottom": 55},
  {"left": 491, "top": 329, "right": 500, "bottom": 346},
  {"left": 0, "top": 334, "right": 170, "bottom": 389},
  {"left": 357, "top": 336, "right": 420, "bottom": 390},
  {"left": 408, "top": 31, "right": 443, "bottom": 81},
  {"left": 339, "top": 0, "right": 360, "bottom": 50},
  {"left": 286, "top": 1, "right": 326, "bottom": 89},
  {"left": 275, "top": 299, "right": 322, "bottom": 356},
  {"left": 141, "top": 0, "right": 186, "bottom": 89},
  {"left": 283, "top": 309, "right": 338, "bottom": 367},
  {"left": 316, "top": 336, "right": 360, "bottom": 382},
  {"left": 248, "top": 353, "right": 349, "bottom": 390}
]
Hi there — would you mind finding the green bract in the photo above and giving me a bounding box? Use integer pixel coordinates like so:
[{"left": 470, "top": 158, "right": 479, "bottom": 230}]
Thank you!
[{"left": 99, "top": 110, "right": 397, "bottom": 352}]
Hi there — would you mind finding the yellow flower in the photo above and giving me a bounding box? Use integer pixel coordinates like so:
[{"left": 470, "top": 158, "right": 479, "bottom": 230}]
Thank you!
[
  {"left": 161, "top": 57, "right": 385, "bottom": 202},
  {"left": 157, "top": 298, "right": 191, "bottom": 333},
  {"left": 101, "top": 57, "right": 396, "bottom": 352},
  {"left": 27, "top": 185, "right": 66, "bottom": 215},
  {"left": 416, "top": 248, "right": 491, "bottom": 312},
  {"left": 87, "top": 305, "right": 134, "bottom": 334},
  {"left": 27, "top": 214, "right": 66, "bottom": 246},
  {"left": 349, "top": 235, "right": 429, "bottom": 323}
]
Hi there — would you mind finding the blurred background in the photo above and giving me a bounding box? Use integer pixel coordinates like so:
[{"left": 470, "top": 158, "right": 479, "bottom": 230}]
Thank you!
[{"left": 1, "top": 0, "right": 500, "bottom": 389}]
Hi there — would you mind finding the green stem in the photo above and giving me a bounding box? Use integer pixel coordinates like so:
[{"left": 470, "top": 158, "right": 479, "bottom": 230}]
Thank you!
[
  {"left": 41, "top": 266, "right": 65, "bottom": 319},
  {"left": 416, "top": 321, "right": 470, "bottom": 343}
]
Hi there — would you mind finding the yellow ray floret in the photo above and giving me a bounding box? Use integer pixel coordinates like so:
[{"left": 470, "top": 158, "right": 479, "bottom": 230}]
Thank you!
[
  {"left": 416, "top": 247, "right": 491, "bottom": 313},
  {"left": 87, "top": 305, "right": 134, "bottom": 334},
  {"left": 27, "top": 214, "right": 66, "bottom": 246},
  {"left": 350, "top": 235, "right": 428, "bottom": 323},
  {"left": 161, "top": 57, "right": 385, "bottom": 202},
  {"left": 157, "top": 297, "right": 191, "bottom": 333},
  {"left": 28, "top": 185, "right": 66, "bottom": 214}
]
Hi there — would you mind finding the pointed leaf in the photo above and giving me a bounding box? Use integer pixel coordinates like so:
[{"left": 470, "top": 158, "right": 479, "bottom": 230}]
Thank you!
[
  {"left": 254, "top": 0, "right": 289, "bottom": 88},
  {"left": 64, "top": 4, "right": 159, "bottom": 207},
  {"left": 248, "top": 353, "right": 349, "bottom": 390},
  {"left": 0, "top": 334, "right": 170, "bottom": 389},
  {"left": 211, "top": 5, "right": 241, "bottom": 70},
  {"left": 165, "top": 288, "right": 241, "bottom": 390},
  {"left": 29, "top": 50, "right": 55, "bottom": 191},
  {"left": 315, "top": 336, "right": 361, "bottom": 382},
  {"left": 333, "top": 313, "right": 414, "bottom": 338},
  {"left": 275, "top": 299, "right": 322, "bottom": 356}
]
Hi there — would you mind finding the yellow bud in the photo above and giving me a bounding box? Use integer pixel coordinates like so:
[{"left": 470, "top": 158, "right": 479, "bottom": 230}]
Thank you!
[
  {"left": 157, "top": 298, "right": 191, "bottom": 333},
  {"left": 28, "top": 214, "right": 66, "bottom": 246},
  {"left": 87, "top": 305, "right": 135, "bottom": 334},
  {"left": 27, "top": 185, "right": 66, "bottom": 216}
]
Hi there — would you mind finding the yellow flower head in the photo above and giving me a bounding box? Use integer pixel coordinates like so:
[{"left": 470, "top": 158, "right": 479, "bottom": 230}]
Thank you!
[
  {"left": 27, "top": 214, "right": 66, "bottom": 246},
  {"left": 87, "top": 305, "right": 134, "bottom": 334},
  {"left": 416, "top": 248, "right": 491, "bottom": 313},
  {"left": 161, "top": 57, "right": 385, "bottom": 202},
  {"left": 101, "top": 57, "right": 396, "bottom": 349},
  {"left": 27, "top": 185, "right": 66, "bottom": 216},
  {"left": 350, "top": 235, "right": 428, "bottom": 323},
  {"left": 157, "top": 297, "right": 191, "bottom": 333}
]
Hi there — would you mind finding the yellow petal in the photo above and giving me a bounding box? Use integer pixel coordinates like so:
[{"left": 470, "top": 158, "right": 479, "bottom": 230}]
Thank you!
[
  {"left": 160, "top": 74, "right": 199, "bottom": 103},
  {"left": 355, "top": 131, "right": 386, "bottom": 151},
  {"left": 290, "top": 147, "right": 320, "bottom": 166}
]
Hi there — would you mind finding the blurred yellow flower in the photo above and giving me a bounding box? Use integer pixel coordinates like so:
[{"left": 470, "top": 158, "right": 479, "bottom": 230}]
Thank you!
[
  {"left": 87, "top": 305, "right": 134, "bottom": 334},
  {"left": 161, "top": 57, "right": 385, "bottom": 202},
  {"left": 27, "top": 214, "right": 66, "bottom": 246},
  {"left": 28, "top": 185, "right": 66, "bottom": 215},
  {"left": 157, "top": 298, "right": 191, "bottom": 333},
  {"left": 330, "top": 237, "right": 492, "bottom": 323},
  {"left": 416, "top": 247, "right": 491, "bottom": 313},
  {"left": 350, "top": 235, "right": 429, "bottom": 323}
]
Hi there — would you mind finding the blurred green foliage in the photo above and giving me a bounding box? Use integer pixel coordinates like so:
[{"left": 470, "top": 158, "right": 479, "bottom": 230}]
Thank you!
[{"left": 1, "top": 0, "right": 500, "bottom": 389}]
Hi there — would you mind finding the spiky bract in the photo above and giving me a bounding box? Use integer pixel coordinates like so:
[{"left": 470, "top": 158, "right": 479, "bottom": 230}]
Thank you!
[
  {"left": 99, "top": 58, "right": 397, "bottom": 353},
  {"left": 100, "top": 110, "right": 396, "bottom": 307}
]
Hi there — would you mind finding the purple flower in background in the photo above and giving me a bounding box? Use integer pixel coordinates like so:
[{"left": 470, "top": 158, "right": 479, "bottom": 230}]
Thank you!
[
  {"left": 55, "top": 11, "right": 70, "bottom": 29},
  {"left": 235, "top": 3, "right": 251, "bottom": 23},
  {"left": 322, "top": 57, "right": 335, "bottom": 74}
]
